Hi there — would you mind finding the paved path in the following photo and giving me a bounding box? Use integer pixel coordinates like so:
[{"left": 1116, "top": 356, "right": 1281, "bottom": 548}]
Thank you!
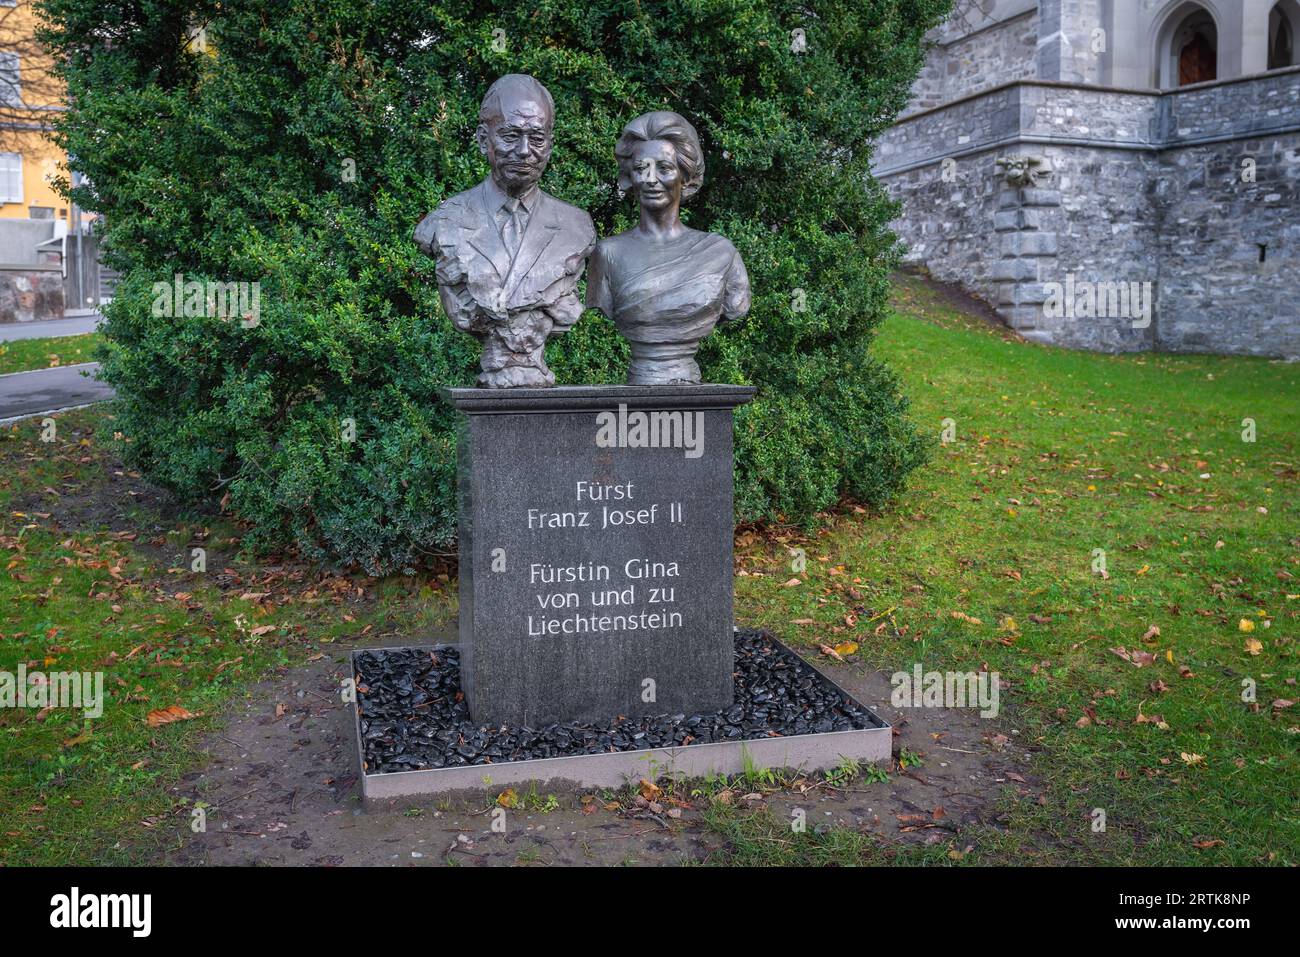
[
  {"left": 0, "top": 313, "right": 102, "bottom": 341},
  {"left": 0, "top": 362, "right": 114, "bottom": 422}
]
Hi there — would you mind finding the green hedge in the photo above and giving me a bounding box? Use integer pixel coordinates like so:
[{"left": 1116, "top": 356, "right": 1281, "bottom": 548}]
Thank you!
[{"left": 41, "top": 0, "right": 945, "bottom": 573}]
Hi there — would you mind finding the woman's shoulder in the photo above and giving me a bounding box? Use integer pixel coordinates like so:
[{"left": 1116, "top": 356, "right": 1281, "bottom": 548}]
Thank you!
[
  {"left": 592, "top": 230, "right": 637, "bottom": 263},
  {"left": 594, "top": 227, "right": 736, "bottom": 260},
  {"left": 684, "top": 228, "right": 738, "bottom": 256}
]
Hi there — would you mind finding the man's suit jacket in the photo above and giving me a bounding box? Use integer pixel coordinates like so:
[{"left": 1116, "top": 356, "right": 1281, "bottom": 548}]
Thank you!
[{"left": 415, "top": 179, "right": 596, "bottom": 335}]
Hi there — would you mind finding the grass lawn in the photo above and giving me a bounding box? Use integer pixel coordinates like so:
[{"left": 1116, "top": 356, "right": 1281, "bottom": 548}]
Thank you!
[
  {"left": 730, "top": 274, "right": 1298, "bottom": 865},
  {"left": 0, "top": 411, "right": 453, "bottom": 866},
  {"left": 1, "top": 276, "right": 1295, "bottom": 866},
  {"left": 0, "top": 334, "right": 102, "bottom": 376}
]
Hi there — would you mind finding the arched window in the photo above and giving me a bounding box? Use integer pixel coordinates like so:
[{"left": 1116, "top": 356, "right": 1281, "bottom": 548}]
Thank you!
[
  {"left": 1178, "top": 28, "right": 1217, "bottom": 83},
  {"left": 1155, "top": 3, "right": 1220, "bottom": 88},
  {"left": 1175, "top": 12, "right": 1217, "bottom": 84},
  {"left": 1269, "top": 3, "right": 1298, "bottom": 70}
]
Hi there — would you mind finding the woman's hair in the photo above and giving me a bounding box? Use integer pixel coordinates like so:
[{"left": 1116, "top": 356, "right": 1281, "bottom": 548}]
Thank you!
[{"left": 614, "top": 111, "right": 705, "bottom": 201}]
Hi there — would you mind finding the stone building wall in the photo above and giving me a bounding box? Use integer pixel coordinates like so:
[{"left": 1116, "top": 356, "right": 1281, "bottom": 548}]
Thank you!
[
  {"left": 904, "top": 7, "right": 1039, "bottom": 115},
  {"left": 877, "top": 150, "right": 1007, "bottom": 307},
  {"left": 0, "top": 266, "right": 66, "bottom": 323},
  {"left": 1037, "top": 0, "right": 1106, "bottom": 84},
  {"left": 1154, "top": 131, "right": 1300, "bottom": 355},
  {"left": 1016, "top": 144, "right": 1163, "bottom": 351},
  {"left": 939, "top": 11, "right": 1040, "bottom": 104},
  {"left": 874, "top": 66, "right": 1300, "bottom": 357}
]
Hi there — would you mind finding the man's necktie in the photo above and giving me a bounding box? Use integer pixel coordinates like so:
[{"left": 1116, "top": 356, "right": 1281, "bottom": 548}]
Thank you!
[{"left": 501, "top": 198, "right": 525, "bottom": 259}]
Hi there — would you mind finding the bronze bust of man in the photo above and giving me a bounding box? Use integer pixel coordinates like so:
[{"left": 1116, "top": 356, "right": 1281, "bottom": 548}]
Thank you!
[{"left": 415, "top": 75, "right": 595, "bottom": 388}]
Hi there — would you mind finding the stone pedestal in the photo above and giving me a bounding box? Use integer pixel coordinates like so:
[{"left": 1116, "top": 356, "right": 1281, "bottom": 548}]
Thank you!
[{"left": 441, "top": 384, "right": 755, "bottom": 727}]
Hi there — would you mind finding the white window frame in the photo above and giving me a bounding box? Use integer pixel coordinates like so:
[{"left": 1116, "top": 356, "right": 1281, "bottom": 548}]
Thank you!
[
  {"left": 0, "top": 52, "right": 19, "bottom": 107},
  {"left": 0, "top": 153, "right": 24, "bottom": 205}
]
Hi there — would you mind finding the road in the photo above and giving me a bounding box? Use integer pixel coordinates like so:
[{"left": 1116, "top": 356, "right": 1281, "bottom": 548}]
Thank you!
[
  {"left": 0, "top": 312, "right": 102, "bottom": 342},
  {"left": 0, "top": 362, "right": 114, "bottom": 422}
]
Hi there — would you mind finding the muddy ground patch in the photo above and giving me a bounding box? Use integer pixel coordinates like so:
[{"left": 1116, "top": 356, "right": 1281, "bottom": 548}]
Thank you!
[{"left": 167, "top": 635, "right": 1038, "bottom": 866}]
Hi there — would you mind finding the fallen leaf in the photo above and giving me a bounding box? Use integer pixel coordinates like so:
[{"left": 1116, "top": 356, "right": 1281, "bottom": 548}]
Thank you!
[
  {"left": 1135, "top": 706, "right": 1167, "bottom": 729},
  {"left": 1109, "top": 646, "right": 1153, "bottom": 667},
  {"left": 146, "top": 705, "right": 199, "bottom": 727},
  {"left": 896, "top": 813, "right": 933, "bottom": 825}
]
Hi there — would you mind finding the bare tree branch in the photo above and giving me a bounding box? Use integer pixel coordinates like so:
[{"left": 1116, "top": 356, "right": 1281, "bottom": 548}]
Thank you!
[{"left": 0, "top": 1, "right": 66, "bottom": 155}]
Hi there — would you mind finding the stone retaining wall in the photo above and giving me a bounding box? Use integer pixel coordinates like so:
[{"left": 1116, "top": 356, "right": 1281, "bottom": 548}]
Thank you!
[
  {"left": 874, "top": 67, "right": 1300, "bottom": 357},
  {"left": 0, "top": 266, "right": 66, "bottom": 324}
]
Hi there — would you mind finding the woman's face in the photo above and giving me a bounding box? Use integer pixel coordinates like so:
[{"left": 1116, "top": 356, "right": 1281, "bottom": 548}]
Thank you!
[{"left": 630, "top": 139, "right": 682, "bottom": 211}]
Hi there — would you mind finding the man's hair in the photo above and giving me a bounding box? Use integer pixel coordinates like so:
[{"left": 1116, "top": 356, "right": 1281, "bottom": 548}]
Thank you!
[
  {"left": 478, "top": 74, "right": 555, "bottom": 128},
  {"left": 614, "top": 110, "right": 705, "bottom": 201}
]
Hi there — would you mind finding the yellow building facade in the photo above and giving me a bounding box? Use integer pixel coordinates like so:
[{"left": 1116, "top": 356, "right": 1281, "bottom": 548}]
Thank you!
[{"left": 0, "top": 0, "right": 69, "bottom": 221}]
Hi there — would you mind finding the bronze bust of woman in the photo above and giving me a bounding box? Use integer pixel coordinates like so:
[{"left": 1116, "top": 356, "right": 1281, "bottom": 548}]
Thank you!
[{"left": 585, "top": 111, "right": 751, "bottom": 385}]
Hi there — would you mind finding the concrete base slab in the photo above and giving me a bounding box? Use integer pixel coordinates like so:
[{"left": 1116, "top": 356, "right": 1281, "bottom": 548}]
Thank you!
[{"left": 352, "top": 637, "right": 892, "bottom": 805}]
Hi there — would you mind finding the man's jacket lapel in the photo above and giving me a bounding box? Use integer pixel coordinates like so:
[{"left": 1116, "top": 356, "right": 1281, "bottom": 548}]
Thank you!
[
  {"left": 464, "top": 182, "right": 512, "bottom": 281},
  {"left": 502, "top": 195, "right": 560, "bottom": 306}
]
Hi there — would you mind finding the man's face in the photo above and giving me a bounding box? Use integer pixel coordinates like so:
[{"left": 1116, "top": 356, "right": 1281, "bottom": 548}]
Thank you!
[{"left": 477, "top": 95, "right": 553, "bottom": 195}]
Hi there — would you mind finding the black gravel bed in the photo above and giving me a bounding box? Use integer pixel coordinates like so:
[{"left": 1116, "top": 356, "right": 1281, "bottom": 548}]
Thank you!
[{"left": 355, "top": 629, "right": 881, "bottom": 775}]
